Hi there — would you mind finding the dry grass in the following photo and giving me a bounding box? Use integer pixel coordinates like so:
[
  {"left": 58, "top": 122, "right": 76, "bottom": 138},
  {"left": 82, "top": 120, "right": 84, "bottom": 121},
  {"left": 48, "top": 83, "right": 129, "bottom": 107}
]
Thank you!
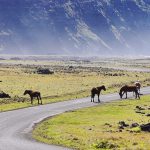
[{"left": 0, "top": 59, "right": 150, "bottom": 111}]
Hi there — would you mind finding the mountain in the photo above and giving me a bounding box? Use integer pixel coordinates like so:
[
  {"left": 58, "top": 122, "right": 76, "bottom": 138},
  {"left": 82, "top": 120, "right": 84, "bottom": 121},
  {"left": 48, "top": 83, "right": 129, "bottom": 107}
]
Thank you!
[{"left": 0, "top": 0, "right": 150, "bottom": 56}]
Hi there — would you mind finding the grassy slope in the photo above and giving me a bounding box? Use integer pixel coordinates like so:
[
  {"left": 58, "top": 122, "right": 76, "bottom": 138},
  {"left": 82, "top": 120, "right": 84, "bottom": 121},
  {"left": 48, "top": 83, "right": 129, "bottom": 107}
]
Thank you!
[{"left": 33, "top": 95, "right": 150, "bottom": 150}]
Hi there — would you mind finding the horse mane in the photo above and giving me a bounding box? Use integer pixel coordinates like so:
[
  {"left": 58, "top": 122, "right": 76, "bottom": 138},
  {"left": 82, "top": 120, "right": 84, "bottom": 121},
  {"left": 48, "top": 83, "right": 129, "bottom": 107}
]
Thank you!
[
  {"left": 97, "top": 85, "right": 105, "bottom": 89},
  {"left": 24, "top": 90, "right": 33, "bottom": 95},
  {"left": 26, "top": 90, "right": 33, "bottom": 93}
]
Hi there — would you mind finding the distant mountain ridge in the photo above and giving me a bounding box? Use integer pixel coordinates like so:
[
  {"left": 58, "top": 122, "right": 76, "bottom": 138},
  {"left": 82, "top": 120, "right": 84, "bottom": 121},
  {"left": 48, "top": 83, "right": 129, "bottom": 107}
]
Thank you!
[{"left": 0, "top": 0, "right": 150, "bottom": 56}]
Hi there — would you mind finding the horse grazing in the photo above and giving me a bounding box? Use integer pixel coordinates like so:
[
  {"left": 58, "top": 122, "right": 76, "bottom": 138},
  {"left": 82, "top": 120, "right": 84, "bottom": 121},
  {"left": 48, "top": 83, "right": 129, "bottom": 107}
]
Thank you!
[
  {"left": 119, "top": 85, "right": 140, "bottom": 99},
  {"left": 24, "top": 90, "right": 42, "bottom": 105},
  {"left": 91, "top": 85, "right": 106, "bottom": 102}
]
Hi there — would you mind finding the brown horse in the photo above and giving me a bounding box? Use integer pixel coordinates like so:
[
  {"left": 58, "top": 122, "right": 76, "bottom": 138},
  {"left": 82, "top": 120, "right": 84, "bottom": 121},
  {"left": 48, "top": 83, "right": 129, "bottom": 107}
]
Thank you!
[
  {"left": 119, "top": 85, "right": 140, "bottom": 99},
  {"left": 91, "top": 85, "right": 106, "bottom": 102},
  {"left": 24, "top": 90, "right": 42, "bottom": 105}
]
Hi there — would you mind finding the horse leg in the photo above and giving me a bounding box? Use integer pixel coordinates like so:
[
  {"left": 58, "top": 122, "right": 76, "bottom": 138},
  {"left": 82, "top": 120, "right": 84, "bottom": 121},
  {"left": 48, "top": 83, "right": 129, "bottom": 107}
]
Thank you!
[
  {"left": 31, "top": 97, "right": 33, "bottom": 105},
  {"left": 125, "top": 92, "right": 127, "bottom": 99},
  {"left": 98, "top": 93, "right": 100, "bottom": 103},
  {"left": 93, "top": 94, "right": 95, "bottom": 102},
  {"left": 40, "top": 96, "right": 42, "bottom": 105},
  {"left": 135, "top": 92, "right": 137, "bottom": 99},
  {"left": 138, "top": 89, "right": 140, "bottom": 99},
  {"left": 91, "top": 94, "right": 93, "bottom": 102},
  {"left": 122, "top": 92, "right": 125, "bottom": 98},
  {"left": 136, "top": 91, "right": 140, "bottom": 99},
  {"left": 138, "top": 93, "right": 140, "bottom": 99},
  {"left": 37, "top": 96, "right": 39, "bottom": 104},
  {"left": 38, "top": 93, "right": 42, "bottom": 104},
  {"left": 120, "top": 91, "right": 124, "bottom": 99}
]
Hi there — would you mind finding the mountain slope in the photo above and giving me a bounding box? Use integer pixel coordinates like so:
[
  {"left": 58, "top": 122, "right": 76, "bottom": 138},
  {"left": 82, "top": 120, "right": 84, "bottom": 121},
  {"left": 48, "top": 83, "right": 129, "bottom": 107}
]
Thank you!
[{"left": 0, "top": 0, "right": 150, "bottom": 56}]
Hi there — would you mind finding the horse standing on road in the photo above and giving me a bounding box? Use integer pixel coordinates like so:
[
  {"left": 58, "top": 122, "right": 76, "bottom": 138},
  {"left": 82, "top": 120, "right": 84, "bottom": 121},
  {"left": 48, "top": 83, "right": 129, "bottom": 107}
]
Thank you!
[
  {"left": 91, "top": 85, "right": 106, "bottom": 103},
  {"left": 119, "top": 85, "right": 140, "bottom": 99},
  {"left": 24, "top": 90, "right": 42, "bottom": 105}
]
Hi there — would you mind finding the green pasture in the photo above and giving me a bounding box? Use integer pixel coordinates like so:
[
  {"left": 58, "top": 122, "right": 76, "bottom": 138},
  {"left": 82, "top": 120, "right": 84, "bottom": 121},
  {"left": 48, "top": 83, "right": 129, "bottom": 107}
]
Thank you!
[{"left": 33, "top": 95, "right": 150, "bottom": 150}]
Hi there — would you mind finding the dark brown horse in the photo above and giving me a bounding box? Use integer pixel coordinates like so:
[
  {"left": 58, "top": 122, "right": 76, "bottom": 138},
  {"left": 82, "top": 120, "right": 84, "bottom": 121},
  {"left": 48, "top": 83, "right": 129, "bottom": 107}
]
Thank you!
[
  {"left": 24, "top": 90, "right": 42, "bottom": 105},
  {"left": 119, "top": 85, "right": 140, "bottom": 99},
  {"left": 91, "top": 85, "right": 106, "bottom": 102}
]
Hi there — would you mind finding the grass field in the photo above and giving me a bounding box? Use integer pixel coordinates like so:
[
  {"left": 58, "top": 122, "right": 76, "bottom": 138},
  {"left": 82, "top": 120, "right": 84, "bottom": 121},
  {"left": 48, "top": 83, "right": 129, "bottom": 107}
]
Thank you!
[
  {"left": 1, "top": 58, "right": 150, "bottom": 112},
  {"left": 33, "top": 95, "right": 150, "bottom": 150}
]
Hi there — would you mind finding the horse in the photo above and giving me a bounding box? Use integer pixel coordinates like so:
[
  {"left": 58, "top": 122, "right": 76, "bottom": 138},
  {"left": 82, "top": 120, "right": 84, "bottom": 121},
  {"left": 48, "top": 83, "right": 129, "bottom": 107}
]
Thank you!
[
  {"left": 91, "top": 85, "right": 106, "bottom": 102},
  {"left": 24, "top": 90, "right": 42, "bottom": 105},
  {"left": 119, "top": 85, "right": 140, "bottom": 99},
  {"left": 135, "top": 82, "right": 141, "bottom": 94}
]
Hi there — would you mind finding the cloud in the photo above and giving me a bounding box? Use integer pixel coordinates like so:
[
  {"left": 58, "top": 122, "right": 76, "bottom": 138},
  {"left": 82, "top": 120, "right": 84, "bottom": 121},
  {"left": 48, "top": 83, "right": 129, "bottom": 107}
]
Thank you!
[{"left": 0, "top": 30, "right": 12, "bottom": 36}]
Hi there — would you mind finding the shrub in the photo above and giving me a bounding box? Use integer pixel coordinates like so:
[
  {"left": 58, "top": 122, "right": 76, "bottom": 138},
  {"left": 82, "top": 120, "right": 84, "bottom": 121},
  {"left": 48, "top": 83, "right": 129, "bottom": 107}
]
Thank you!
[
  {"left": 37, "top": 68, "right": 54, "bottom": 75},
  {"left": 93, "top": 140, "right": 119, "bottom": 149}
]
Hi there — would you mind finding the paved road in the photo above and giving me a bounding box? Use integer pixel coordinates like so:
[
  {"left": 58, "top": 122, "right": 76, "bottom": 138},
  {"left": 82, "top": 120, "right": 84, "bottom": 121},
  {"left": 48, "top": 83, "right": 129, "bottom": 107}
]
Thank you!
[{"left": 0, "top": 87, "right": 150, "bottom": 150}]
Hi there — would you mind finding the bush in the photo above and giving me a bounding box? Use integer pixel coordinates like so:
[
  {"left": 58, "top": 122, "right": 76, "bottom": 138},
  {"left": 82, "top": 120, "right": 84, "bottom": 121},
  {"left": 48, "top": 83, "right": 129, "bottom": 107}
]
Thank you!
[
  {"left": 37, "top": 68, "right": 54, "bottom": 75},
  {"left": 0, "top": 91, "right": 11, "bottom": 98},
  {"left": 93, "top": 140, "right": 119, "bottom": 149}
]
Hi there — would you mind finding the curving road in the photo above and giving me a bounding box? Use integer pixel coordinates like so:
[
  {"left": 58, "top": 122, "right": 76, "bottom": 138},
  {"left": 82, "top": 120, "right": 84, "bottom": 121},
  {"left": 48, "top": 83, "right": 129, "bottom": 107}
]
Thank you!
[{"left": 0, "top": 87, "right": 150, "bottom": 150}]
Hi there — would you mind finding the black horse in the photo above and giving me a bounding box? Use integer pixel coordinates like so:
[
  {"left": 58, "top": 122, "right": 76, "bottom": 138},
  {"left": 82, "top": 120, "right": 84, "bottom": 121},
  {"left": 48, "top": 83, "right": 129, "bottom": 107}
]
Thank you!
[
  {"left": 24, "top": 90, "right": 42, "bottom": 105},
  {"left": 91, "top": 85, "right": 106, "bottom": 102},
  {"left": 119, "top": 85, "right": 140, "bottom": 99}
]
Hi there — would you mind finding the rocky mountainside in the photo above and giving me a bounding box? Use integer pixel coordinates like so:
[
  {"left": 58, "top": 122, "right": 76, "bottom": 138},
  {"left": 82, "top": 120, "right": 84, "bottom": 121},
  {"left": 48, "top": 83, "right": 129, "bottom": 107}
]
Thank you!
[{"left": 0, "top": 0, "right": 150, "bottom": 56}]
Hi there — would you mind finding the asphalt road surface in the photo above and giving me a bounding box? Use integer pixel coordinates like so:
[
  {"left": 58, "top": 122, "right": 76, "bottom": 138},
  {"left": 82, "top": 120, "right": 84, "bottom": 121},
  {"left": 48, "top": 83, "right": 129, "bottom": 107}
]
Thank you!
[{"left": 0, "top": 87, "right": 150, "bottom": 150}]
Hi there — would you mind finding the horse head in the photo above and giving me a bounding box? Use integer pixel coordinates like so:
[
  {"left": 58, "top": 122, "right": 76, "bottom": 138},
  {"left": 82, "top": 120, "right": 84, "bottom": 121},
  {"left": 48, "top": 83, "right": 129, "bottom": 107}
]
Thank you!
[
  {"left": 6, "top": 94, "right": 11, "bottom": 98},
  {"left": 24, "top": 90, "right": 31, "bottom": 95},
  {"left": 24, "top": 90, "right": 27, "bottom": 95},
  {"left": 119, "top": 91, "right": 122, "bottom": 98},
  {"left": 102, "top": 85, "right": 106, "bottom": 91}
]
